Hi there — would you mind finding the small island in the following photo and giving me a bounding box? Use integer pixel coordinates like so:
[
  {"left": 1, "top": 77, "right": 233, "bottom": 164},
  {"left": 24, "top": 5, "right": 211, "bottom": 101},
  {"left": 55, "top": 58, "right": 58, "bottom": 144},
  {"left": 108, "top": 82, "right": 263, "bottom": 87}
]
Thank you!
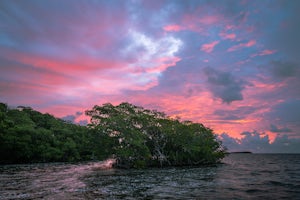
[
  {"left": 0, "top": 102, "right": 226, "bottom": 168},
  {"left": 229, "top": 151, "right": 253, "bottom": 154}
]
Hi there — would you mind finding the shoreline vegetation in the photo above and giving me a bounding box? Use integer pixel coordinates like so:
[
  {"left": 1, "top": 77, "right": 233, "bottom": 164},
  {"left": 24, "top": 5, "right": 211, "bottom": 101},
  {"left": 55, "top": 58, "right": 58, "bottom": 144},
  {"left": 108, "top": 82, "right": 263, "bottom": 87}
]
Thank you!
[{"left": 0, "top": 102, "right": 226, "bottom": 168}]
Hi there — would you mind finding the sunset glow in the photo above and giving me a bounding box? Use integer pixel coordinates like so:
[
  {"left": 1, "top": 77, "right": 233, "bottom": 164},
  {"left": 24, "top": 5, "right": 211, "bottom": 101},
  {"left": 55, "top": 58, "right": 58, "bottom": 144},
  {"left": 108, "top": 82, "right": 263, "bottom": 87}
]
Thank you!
[{"left": 1, "top": 0, "right": 300, "bottom": 153}]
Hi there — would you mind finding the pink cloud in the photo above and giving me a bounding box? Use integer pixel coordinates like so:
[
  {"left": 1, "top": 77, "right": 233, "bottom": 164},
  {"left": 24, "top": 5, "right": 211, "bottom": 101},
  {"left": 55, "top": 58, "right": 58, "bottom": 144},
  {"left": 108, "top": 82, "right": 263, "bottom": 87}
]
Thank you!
[
  {"left": 244, "top": 40, "right": 256, "bottom": 47},
  {"left": 227, "top": 39, "right": 256, "bottom": 52},
  {"left": 163, "top": 24, "right": 184, "bottom": 32},
  {"left": 181, "top": 14, "right": 221, "bottom": 33},
  {"left": 163, "top": 12, "right": 222, "bottom": 34},
  {"left": 259, "top": 49, "right": 277, "bottom": 56},
  {"left": 219, "top": 32, "right": 236, "bottom": 40},
  {"left": 201, "top": 41, "right": 220, "bottom": 53},
  {"left": 3, "top": 48, "right": 122, "bottom": 74},
  {"left": 225, "top": 25, "right": 235, "bottom": 30},
  {"left": 125, "top": 89, "right": 265, "bottom": 140},
  {"left": 184, "top": 14, "right": 220, "bottom": 26},
  {"left": 146, "top": 56, "right": 181, "bottom": 73},
  {"left": 251, "top": 49, "right": 277, "bottom": 57},
  {"left": 2, "top": 0, "right": 299, "bottom": 151},
  {"left": 198, "top": 15, "right": 220, "bottom": 25},
  {"left": 1, "top": 29, "right": 183, "bottom": 113}
]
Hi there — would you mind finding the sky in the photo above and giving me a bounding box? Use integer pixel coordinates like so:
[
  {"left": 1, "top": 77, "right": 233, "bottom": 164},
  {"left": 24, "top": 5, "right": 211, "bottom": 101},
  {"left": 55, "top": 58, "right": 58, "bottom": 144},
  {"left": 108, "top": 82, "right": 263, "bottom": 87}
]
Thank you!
[{"left": 1, "top": 0, "right": 300, "bottom": 153}]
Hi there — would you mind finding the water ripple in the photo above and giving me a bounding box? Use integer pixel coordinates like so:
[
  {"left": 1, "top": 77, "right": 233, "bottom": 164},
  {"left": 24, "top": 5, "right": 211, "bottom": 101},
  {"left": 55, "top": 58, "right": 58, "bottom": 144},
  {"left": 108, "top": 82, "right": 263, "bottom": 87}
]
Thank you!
[{"left": 1, "top": 155, "right": 300, "bottom": 199}]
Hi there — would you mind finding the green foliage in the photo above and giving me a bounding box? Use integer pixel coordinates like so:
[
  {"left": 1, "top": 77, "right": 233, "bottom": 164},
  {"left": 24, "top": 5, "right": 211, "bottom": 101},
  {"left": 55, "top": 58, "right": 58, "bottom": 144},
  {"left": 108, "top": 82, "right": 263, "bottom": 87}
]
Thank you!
[
  {"left": 0, "top": 102, "right": 226, "bottom": 167},
  {"left": 86, "top": 102, "right": 226, "bottom": 168},
  {"left": 0, "top": 103, "right": 97, "bottom": 164}
]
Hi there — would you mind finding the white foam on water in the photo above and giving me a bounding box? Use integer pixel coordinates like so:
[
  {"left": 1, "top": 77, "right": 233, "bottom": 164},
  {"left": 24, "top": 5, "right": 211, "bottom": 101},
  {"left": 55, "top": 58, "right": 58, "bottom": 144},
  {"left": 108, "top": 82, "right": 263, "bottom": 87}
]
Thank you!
[{"left": 0, "top": 159, "right": 116, "bottom": 200}]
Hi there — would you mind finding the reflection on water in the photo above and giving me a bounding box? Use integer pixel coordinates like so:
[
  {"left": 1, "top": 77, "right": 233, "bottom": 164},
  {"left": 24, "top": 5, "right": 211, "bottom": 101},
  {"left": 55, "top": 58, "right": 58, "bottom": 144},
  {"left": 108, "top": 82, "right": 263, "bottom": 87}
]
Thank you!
[
  {"left": 0, "top": 160, "right": 114, "bottom": 200},
  {"left": 1, "top": 154, "right": 300, "bottom": 199}
]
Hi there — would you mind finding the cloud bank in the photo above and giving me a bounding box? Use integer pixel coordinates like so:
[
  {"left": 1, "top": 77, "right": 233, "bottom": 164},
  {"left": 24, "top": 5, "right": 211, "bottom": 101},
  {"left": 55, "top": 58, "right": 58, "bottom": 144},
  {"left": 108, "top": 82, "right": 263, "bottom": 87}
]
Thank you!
[
  {"left": 220, "top": 131, "right": 300, "bottom": 153},
  {"left": 1, "top": 0, "right": 300, "bottom": 153}
]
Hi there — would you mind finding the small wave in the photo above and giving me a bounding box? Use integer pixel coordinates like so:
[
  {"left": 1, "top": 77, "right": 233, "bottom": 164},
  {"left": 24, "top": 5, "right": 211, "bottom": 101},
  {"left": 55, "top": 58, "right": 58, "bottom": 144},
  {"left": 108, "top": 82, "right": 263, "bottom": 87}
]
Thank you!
[
  {"left": 92, "top": 159, "right": 116, "bottom": 170},
  {"left": 0, "top": 159, "right": 116, "bottom": 200},
  {"left": 1, "top": 154, "right": 300, "bottom": 199},
  {"left": 246, "top": 189, "right": 263, "bottom": 193}
]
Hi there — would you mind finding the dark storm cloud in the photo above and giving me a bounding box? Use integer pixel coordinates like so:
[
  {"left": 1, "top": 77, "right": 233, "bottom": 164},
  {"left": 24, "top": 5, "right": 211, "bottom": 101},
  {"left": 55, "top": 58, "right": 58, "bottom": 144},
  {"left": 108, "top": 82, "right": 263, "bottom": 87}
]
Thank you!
[
  {"left": 149, "top": 57, "right": 206, "bottom": 97},
  {"left": 213, "top": 110, "right": 240, "bottom": 120},
  {"left": 270, "top": 124, "right": 292, "bottom": 133},
  {"left": 266, "top": 1, "right": 300, "bottom": 61},
  {"left": 204, "top": 67, "right": 247, "bottom": 103},
  {"left": 219, "top": 132, "right": 241, "bottom": 151},
  {"left": 270, "top": 61, "right": 299, "bottom": 79},
  {"left": 268, "top": 100, "right": 300, "bottom": 123},
  {"left": 239, "top": 131, "right": 270, "bottom": 152},
  {"left": 213, "top": 106, "right": 256, "bottom": 120},
  {"left": 271, "top": 135, "right": 300, "bottom": 153}
]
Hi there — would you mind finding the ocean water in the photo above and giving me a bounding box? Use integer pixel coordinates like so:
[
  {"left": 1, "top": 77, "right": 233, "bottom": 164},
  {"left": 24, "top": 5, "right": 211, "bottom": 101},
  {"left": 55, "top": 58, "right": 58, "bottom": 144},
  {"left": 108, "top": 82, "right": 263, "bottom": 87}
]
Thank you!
[{"left": 0, "top": 154, "right": 300, "bottom": 199}]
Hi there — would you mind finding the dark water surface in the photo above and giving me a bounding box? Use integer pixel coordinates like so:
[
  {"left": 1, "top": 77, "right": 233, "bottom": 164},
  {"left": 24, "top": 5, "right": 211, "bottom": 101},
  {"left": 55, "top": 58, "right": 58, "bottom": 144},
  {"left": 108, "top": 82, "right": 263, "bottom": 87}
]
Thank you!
[{"left": 1, "top": 154, "right": 300, "bottom": 199}]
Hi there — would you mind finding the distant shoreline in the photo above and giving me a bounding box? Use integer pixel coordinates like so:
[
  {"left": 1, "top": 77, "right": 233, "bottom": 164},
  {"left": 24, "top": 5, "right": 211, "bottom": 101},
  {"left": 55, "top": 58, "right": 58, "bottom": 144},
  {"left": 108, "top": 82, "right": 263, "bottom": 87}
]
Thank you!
[{"left": 228, "top": 151, "right": 253, "bottom": 154}]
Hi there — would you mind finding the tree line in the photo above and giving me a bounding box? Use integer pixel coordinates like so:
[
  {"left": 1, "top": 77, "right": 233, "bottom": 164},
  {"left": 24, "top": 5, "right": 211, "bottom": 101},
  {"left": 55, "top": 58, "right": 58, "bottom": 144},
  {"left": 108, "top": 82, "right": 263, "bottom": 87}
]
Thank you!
[{"left": 0, "top": 102, "right": 226, "bottom": 168}]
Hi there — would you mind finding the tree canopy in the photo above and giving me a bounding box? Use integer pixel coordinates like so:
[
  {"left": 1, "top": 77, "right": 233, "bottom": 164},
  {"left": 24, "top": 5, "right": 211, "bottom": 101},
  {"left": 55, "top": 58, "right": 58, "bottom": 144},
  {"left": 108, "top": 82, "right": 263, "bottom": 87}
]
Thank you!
[
  {"left": 0, "top": 103, "right": 96, "bottom": 164},
  {"left": 0, "top": 102, "right": 226, "bottom": 168},
  {"left": 86, "top": 102, "right": 226, "bottom": 168}
]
